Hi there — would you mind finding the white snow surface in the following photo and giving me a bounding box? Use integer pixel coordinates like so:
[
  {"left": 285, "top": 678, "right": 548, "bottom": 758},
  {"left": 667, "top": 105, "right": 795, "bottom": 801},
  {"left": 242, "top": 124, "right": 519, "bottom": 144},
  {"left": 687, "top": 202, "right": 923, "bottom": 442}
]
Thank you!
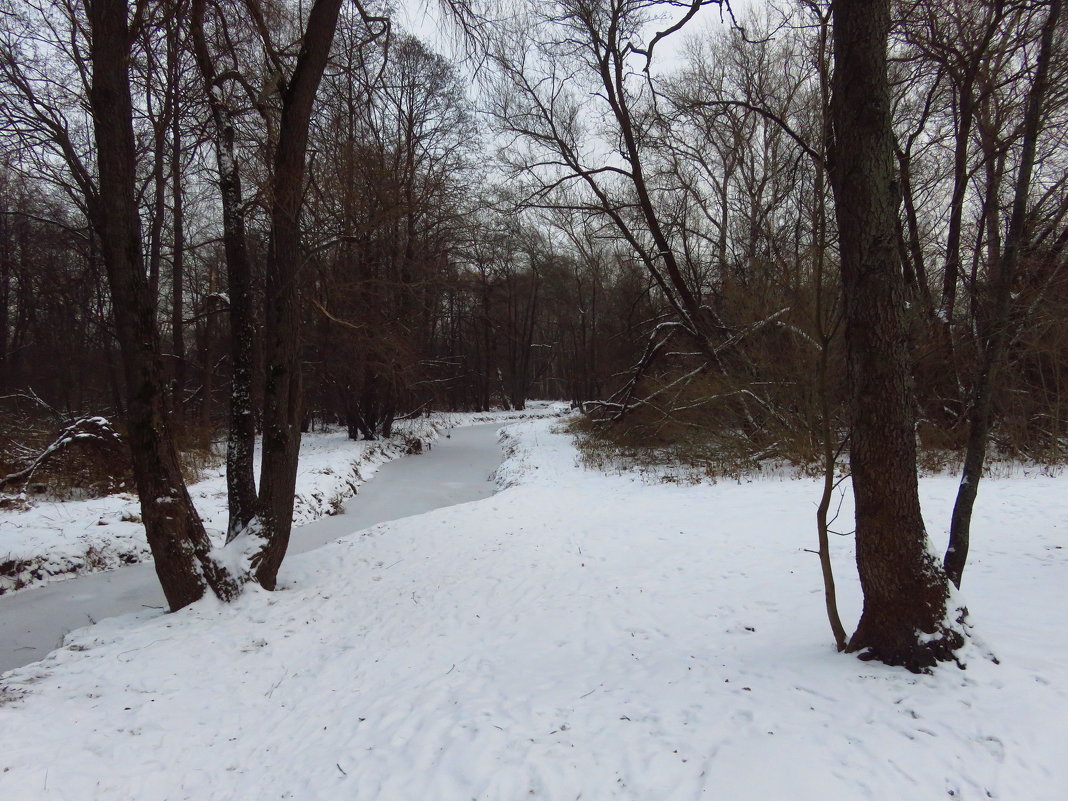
[
  {"left": 2, "top": 417, "right": 1067, "bottom": 800},
  {"left": 0, "top": 407, "right": 558, "bottom": 594}
]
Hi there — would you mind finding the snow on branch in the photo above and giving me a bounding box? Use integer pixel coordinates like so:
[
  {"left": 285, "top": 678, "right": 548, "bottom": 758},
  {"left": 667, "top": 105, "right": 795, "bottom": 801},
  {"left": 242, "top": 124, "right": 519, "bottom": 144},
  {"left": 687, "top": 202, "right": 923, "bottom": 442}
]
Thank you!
[{"left": 0, "top": 416, "right": 123, "bottom": 491}]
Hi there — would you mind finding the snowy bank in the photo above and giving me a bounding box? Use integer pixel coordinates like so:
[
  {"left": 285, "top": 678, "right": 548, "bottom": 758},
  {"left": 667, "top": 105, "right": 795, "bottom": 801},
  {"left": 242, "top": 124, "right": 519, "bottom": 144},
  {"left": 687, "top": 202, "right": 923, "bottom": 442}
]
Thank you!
[
  {"left": 1, "top": 416, "right": 1065, "bottom": 800},
  {"left": 0, "top": 405, "right": 563, "bottom": 594}
]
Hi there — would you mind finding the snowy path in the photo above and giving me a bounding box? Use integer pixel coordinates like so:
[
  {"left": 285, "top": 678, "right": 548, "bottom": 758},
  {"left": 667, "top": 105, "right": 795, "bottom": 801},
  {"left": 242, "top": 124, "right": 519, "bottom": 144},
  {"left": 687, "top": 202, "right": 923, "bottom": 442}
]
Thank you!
[{"left": 0, "top": 423, "right": 503, "bottom": 673}]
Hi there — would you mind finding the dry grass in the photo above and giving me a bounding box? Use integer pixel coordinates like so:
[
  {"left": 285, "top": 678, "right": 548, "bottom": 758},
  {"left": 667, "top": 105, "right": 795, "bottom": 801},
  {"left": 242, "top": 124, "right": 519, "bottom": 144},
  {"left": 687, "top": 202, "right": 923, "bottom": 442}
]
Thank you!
[
  {"left": 0, "top": 686, "right": 27, "bottom": 707},
  {"left": 567, "top": 415, "right": 779, "bottom": 484},
  {"left": 572, "top": 410, "right": 1065, "bottom": 486},
  {"left": 172, "top": 424, "right": 226, "bottom": 485}
]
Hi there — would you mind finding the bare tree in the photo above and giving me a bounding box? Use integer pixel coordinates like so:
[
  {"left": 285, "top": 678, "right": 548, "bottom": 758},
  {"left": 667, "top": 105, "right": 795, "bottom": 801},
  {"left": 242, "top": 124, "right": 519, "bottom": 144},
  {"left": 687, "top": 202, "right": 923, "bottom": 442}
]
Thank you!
[
  {"left": 945, "top": 0, "right": 1063, "bottom": 588},
  {"left": 829, "top": 0, "right": 963, "bottom": 671},
  {"left": 485, "top": 0, "right": 774, "bottom": 415},
  {"left": 189, "top": 0, "right": 260, "bottom": 539},
  {"left": 250, "top": 0, "right": 348, "bottom": 589},
  {"left": 85, "top": 0, "right": 240, "bottom": 608}
]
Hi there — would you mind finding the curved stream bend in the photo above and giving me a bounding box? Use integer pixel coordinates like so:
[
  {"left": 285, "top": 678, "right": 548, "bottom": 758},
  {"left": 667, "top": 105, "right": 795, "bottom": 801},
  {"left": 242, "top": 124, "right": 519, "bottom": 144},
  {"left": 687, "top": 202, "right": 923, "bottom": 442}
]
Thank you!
[{"left": 0, "top": 423, "right": 504, "bottom": 674}]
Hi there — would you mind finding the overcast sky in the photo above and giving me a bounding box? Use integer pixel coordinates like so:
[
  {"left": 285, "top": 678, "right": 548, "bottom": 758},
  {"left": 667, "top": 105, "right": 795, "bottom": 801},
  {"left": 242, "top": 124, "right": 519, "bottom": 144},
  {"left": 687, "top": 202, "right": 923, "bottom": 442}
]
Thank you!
[{"left": 393, "top": 0, "right": 751, "bottom": 75}]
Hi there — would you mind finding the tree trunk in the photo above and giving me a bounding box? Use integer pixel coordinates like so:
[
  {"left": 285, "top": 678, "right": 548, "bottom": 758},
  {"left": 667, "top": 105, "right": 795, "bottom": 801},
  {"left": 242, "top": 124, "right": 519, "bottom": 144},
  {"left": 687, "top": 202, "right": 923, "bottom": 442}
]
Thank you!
[
  {"left": 815, "top": 340, "right": 847, "bottom": 653},
  {"left": 945, "top": 0, "right": 1062, "bottom": 589},
  {"left": 169, "top": 9, "right": 186, "bottom": 416},
  {"left": 940, "top": 86, "right": 975, "bottom": 321},
  {"left": 810, "top": 14, "right": 847, "bottom": 652},
  {"left": 254, "top": 0, "right": 344, "bottom": 590},
  {"left": 0, "top": 205, "right": 10, "bottom": 393},
  {"left": 828, "top": 0, "right": 963, "bottom": 672},
  {"left": 190, "top": 0, "right": 258, "bottom": 541},
  {"left": 895, "top": 146, "right": 933, "bottom": 313},
  {"left": 86, "top": 0, "right": 238, "bottom": 610}
]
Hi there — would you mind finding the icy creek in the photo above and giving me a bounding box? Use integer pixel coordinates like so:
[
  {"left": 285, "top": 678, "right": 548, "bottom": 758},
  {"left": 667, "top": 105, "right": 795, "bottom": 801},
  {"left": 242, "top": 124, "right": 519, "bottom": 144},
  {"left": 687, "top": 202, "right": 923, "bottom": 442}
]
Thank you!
[{"left": 0, "top": 423, "right": 503, "bottom": 673}]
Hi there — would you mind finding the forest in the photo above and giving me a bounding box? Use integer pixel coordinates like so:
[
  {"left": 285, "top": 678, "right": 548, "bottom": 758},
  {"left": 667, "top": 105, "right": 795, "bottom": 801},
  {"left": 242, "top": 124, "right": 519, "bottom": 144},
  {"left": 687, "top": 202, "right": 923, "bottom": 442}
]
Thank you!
[{"left": 1, "top": 0, "right": 1066, "bottom": 672}]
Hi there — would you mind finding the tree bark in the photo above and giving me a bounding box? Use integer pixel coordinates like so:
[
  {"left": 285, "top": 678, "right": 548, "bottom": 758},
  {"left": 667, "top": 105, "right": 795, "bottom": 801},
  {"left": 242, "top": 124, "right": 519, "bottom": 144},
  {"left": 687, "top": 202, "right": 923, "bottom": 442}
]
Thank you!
[
  {"left": 828, "top": 0, "right": 963, "bottom": 672},
  {"left": 86, "top": 0, "right": 238, "bottom": 610},
  {"left": 254, "top": 0, "right": 344, "bottom": 590}
]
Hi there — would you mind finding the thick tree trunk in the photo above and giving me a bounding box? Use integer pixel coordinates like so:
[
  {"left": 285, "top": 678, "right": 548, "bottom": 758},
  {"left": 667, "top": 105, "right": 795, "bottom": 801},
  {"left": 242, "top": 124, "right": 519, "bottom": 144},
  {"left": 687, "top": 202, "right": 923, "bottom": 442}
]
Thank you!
[
  {"left": 254, "top": 0, "right": 344, "bottom": 590},
  {"left": 86, "top": 0, "right": 238, "bottom": 610},
  {"left": 190, "top": 0, "right": 259, "bottom": 541},
  {"left": 829, "top": 0, "right": 963, "bottom": 672},
  {"left": 945, "top": 0, "right": 1062, "bottom": 589}
]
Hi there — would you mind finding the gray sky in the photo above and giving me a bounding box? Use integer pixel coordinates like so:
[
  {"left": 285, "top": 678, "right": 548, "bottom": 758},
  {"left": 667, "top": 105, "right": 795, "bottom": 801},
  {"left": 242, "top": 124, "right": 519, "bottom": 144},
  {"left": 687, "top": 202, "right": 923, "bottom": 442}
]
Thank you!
[{"left": 394, "top": 0, "right": 750, "bottom": 73}]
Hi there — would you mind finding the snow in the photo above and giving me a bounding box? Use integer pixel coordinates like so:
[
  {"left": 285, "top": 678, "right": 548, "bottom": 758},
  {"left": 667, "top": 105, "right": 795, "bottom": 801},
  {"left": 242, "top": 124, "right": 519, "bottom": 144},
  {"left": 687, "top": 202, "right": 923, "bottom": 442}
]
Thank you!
[
  {"left": 0, "top": 420, "right": 521, "bottom": 674},
  {"left": 1, "top": 416, "right": 1066, "bottom": 800},
  {"left": 0, "top": 407, "right": 562, "bottom": 594}
]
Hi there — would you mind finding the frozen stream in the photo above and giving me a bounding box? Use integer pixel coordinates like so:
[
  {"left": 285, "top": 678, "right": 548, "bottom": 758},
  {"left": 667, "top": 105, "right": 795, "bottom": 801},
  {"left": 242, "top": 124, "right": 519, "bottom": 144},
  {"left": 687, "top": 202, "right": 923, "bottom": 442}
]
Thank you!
[{"left": 0, "top": 423, "right": 504, "bottom": 674}]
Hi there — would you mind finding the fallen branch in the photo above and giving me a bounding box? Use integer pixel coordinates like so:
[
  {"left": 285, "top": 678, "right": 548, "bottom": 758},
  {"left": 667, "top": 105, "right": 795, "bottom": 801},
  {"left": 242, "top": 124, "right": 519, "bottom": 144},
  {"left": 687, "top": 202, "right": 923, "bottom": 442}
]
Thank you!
[{"left": 0, "top": 416, "right": 124, "bottom": 491}]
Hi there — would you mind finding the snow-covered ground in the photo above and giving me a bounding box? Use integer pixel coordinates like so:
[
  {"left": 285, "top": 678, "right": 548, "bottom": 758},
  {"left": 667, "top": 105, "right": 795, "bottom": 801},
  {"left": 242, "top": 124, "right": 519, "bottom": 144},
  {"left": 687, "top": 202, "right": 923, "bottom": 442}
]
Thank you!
[
  {"left": 0, "top": 406, "right": 561, "bottom": 595},
  {"left": 1, "top": 417, "right": 1066, "bottom": 800}
]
